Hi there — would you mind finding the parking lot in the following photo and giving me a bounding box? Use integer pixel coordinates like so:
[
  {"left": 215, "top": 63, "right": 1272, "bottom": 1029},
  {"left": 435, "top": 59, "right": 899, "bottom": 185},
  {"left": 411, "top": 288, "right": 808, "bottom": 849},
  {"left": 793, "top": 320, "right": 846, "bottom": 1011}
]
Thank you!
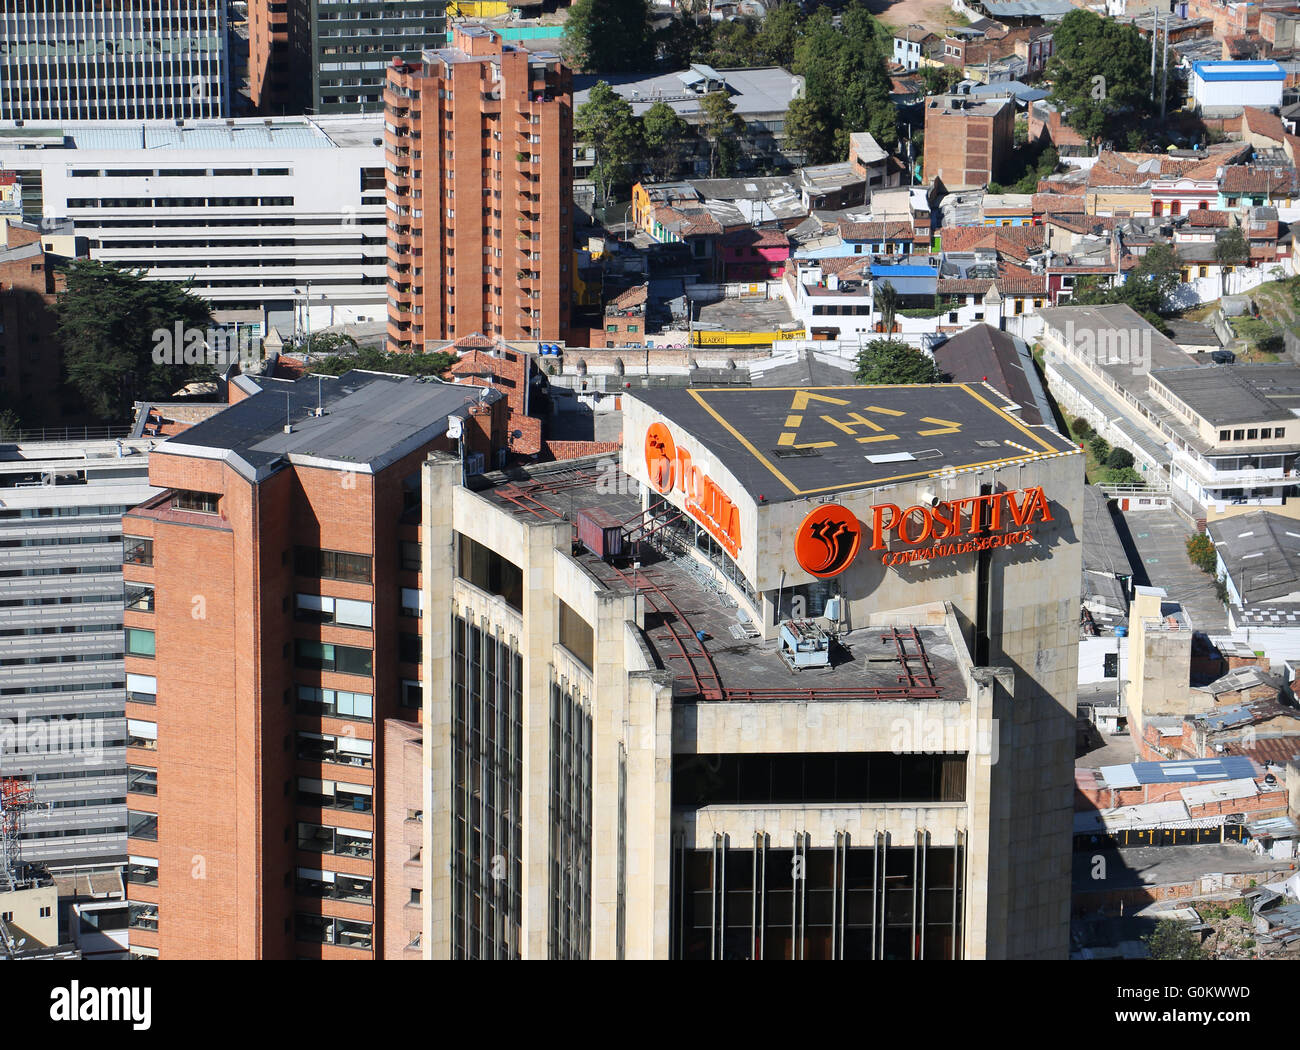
[{"left": 1113, "top": 507, "right": 1228, "bottom": 634}]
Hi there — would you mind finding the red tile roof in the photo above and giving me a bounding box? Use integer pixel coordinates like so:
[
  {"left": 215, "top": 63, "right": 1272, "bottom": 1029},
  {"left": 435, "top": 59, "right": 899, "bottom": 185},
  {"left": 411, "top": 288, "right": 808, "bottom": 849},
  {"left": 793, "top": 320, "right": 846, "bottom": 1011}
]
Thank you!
[
  {"left": 1032, "top": 192, "right": 1085, "bottom": 214},
  {"left": 839, "top": 219, "right": 915, "bottom": 241}
]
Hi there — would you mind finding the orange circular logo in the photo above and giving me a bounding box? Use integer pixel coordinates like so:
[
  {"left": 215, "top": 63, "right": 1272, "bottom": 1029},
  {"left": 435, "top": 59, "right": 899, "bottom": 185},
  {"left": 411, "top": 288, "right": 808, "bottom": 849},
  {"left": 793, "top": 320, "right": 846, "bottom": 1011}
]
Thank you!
[
  {"left": 644, "top": 422, "right": 676, "bottom": 493},
  {"left": 795, "top": 504, "right": 862, "bottom": 578}
]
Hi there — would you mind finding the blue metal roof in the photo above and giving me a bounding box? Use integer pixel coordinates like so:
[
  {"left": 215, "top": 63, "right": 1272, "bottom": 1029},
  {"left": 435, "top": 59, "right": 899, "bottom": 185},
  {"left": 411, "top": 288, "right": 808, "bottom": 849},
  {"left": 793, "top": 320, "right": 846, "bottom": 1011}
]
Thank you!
[
  {"left": 1193, "top": 61, "right": 1287, "bottom": 82},
  {"left": 1099, "top": 757, "right": 1258, "bottom": 787}
]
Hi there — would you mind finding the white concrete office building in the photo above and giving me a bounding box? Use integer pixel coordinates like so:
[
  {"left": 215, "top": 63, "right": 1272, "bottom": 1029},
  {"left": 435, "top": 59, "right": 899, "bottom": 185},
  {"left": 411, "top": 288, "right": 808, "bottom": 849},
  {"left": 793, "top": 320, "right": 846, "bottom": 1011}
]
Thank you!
[
  {"left": 0, "top": 116, "right": 388, "bottom": 331},
  {"left": 421, "top": 383, "right": 1084, "bottom": 959},
  {"left": 0, "top": 437, "right": 160, "bottom": 871}
]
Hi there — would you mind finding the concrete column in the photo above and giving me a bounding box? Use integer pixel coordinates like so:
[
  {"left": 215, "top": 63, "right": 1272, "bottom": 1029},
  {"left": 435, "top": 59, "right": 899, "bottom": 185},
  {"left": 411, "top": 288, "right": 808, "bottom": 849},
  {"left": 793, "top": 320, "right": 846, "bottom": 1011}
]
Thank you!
[{"left": 421, "top": 454, "right": 458, "bottom": 959}]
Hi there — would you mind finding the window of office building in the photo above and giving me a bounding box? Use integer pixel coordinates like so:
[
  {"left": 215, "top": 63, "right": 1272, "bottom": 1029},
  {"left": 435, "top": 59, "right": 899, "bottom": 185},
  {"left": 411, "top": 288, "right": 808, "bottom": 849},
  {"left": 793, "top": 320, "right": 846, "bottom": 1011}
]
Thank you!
[
  {"left": 295, "top": 594, "right": 372, "bottom": 629},
  {"left": 672, "top": 752, "right": 967, "bottom": 807},
  {"left": 127, "top": 673, "right": 157, "bottom": 705},
  {"left": 297, "top": 777, "right": 372, "bottom": 812},
  {"left": 294, "top": 640, "right": 372, "bottom": 677},
  {"left": 294, "top": 546, "right": 372, "bottom": 584},
  {"left": 455, "top": 534, "right": 523, "bottom": 612},
  {"left": 126, "top": 855, "right": 158, "bottom": 887},
  {"left": 671, "top": 835, "right": 964, "bottom": 960},
  {"left": 127, "top": 766, "right": 158, "bottom": 796},
  {"left": 549, "top": 679, "right": 593, "bottom": 959},
  {"left": 451, "top": 614, "right": 523, "bottom": 959},
  {"left": 296, "top": 686, "right": 373, "bottom": 720},
  {"left": 296, "top": 731, "right": 373, "bottom": 768},
  {"left": 557, "top": 600, "right": 593, "bottom": 669},
  {"left": 123, "top": 536, "right": 153, "bottom": 567},
  {"left": 125, "top": 628, "right": 155, "bottom": 658},
  {"left": 127, "top": 810, "right": 158, "bottom": 841}
]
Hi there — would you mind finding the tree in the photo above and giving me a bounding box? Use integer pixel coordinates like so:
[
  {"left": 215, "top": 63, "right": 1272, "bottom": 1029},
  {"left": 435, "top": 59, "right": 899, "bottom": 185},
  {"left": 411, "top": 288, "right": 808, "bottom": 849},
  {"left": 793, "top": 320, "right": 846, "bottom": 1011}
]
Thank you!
[
  {"left": 642, "top": 101, "right": 691, "bottom": 182},
  {"left": 792, "top": 2, "right": 898, "bottom": 159},
  {"left": 302, "top": 332, "right": 359, "bottom": 356},
  {"left": 756, "top": 2, "right": 803, "bottom": 67},
  {"left": 1089, "top": 434, "right": 1111, "bottom": 462},
  {"left": 707, "top": 17, "right": 761, "bottom": 68},
  {"left": 1145, "top": 919, "right": 1204, "bottom": 961},
  {"left": 874, "top": 281, "right": 900, "bottom": 335},
  {"left": 1215, "top": 226, "right": 1249, "bottom": 296},
  {"left": 655, "top": 14, "right": 712, "bottom": 70},
  {"left": 564, "top": 0, "right": 653, "bottom": 74},
  {"left": 306, "top": 346, "right": 456, "bottom": 378},
  {"left": 1127, "top": 241, "right": 1183, "bottom": 314},
  {"left": 919, "top": 63, "right": 961, "bottom": 96},
  {"left": 784, "top": 95, "right": 835, "bottom": 164},
  {"left": 1186, "top": 533, "right": 1218, "bottom": 575},
  {"left": 1045, "top": 10, "right": 1154, "bottom": 147},
  {"left": 54, "top": 260, "right": 214, "bottom": 424},
  {"left": 574, "top": 81, "right": 644, "bottom": 204},
  {"left": 855, "top": 339, "right": 943, "bottom": 384},
  {"left": 699, "top": 90, "right": 744, "bottom": 177}
]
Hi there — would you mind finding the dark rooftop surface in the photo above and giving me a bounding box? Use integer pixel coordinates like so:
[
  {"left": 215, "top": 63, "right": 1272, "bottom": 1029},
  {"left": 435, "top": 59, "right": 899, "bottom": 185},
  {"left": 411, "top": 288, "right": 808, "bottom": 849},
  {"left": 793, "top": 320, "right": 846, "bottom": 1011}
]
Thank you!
[
  {"left": 931, "top": 323, "right": 1049, "bottom": 427},
  {"left": 159, "top": 370, "right": 497, "bottom": 480},
  {"left": 1207, "top": 509, "right": 1300, "bottom": 604},
  {"left": 1151, "top": 363, "right": 1300, "bottom": 427},
  {"left": 471, "top": 459, "right": 966, "bottom": 701},
  {"left": 632, "top": 384, "right": 1078, "bottom": 501}
]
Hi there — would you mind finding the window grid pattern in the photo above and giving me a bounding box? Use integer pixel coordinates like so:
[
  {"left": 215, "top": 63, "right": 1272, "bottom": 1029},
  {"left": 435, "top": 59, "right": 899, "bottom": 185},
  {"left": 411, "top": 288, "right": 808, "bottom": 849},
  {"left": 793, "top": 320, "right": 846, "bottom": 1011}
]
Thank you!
[
  {"left": 450, "top": 613, "right": 522, "bottom": 960},
  {"left": 670, "top": 833, "right": 964, "bottom": 961},
  {"left": 548, "top": 677, "right": 592, "bottom": 960}
]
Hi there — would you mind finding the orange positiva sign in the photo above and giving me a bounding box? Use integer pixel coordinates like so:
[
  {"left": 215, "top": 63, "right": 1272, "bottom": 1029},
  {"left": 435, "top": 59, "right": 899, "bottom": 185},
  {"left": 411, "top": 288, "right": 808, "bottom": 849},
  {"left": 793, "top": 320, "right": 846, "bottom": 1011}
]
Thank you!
[
  {"left": 794, "top": 503, "right": 862, "bottom": 578},
  {"left": 644, "top": 422, "right": 742, "bottom": 556},
  {"left": 871, "top": 486, "right": 1052, "bottom": 566}
]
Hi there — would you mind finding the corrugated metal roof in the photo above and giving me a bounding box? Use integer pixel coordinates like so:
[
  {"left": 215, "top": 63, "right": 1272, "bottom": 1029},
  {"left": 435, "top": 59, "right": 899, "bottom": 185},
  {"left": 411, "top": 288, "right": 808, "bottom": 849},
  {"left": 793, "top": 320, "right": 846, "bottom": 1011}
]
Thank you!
[
  {"left": 1098, "top": 757, "right": 1257, "bottom": 787},
  {"left": 1180, "top": 777, "right": 1259, "bottom": 806}
]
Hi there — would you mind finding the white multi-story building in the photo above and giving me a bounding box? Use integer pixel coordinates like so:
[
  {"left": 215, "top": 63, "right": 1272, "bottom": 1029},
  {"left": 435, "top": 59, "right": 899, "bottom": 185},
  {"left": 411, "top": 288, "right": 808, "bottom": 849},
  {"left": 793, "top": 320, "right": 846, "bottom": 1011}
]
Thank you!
[
  {"left": 0, "top": 437, "right": 160, "bottom": 872},
  {"left": 0, "top": 1, "right": 229, "bottom": 121},
  {"left": 0, "top": 116, "right": 388, "bottom": 331}
]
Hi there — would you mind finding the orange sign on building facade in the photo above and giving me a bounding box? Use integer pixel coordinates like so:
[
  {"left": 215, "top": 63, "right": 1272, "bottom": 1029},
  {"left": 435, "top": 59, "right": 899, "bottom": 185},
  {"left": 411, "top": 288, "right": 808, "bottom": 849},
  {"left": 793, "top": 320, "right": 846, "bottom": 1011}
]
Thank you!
[
  {"left": 644, "top": 423, "right": 743, "bottom": 556},
  {"left": 792, "top": 486, "right": 1053, "bottom": 576},
  {"left": 794, "top": 503, "right": 862, "bottom": 578}
]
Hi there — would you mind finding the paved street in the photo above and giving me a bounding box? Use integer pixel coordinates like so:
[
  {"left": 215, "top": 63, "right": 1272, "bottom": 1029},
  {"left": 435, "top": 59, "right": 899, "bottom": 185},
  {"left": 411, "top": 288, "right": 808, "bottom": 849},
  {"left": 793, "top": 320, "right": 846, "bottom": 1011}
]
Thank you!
[{"left": 1113, "top": 507, "right": 1228, "bottom": 634}]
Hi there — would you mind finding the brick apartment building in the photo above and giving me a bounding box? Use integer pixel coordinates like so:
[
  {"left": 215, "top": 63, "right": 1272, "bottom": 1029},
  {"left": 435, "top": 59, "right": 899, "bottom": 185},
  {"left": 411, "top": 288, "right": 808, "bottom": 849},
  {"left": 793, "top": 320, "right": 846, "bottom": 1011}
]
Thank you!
[
  {"left": 385, "top": 26, "right": 574, "bottom": 353},
  {"left": 922, "top": 95, "right": 1014, "bottom": 191},
  {"left": 247, "top": 0, "right": 291, "bottom": 114},
  {"left": 121, "top": 368, "right": 506, "bottom": 959}
]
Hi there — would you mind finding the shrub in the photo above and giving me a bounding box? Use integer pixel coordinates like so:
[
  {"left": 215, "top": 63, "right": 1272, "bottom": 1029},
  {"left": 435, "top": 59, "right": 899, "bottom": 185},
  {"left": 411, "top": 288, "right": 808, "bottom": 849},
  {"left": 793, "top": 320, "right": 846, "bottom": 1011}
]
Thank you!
[
  {"left": 1108, "top": 467, "right": 1144, "bottom": 487},
  {"left": 1088, "top": 434, "right": 1111, "bottom": 462},
  {"left": 1071, "top": 417, "right": 1094, "bottom": 439},
  {"left": 1107, "top": 447, "right": 1135, "bottom": 470}
]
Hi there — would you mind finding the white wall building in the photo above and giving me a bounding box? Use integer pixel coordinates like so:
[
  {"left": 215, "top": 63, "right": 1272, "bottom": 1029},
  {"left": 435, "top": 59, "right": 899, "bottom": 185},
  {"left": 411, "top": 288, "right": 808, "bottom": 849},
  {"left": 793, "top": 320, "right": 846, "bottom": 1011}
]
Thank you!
[
  {"left": 0, "top": 116, "right": 388, "bottom": 331},
  {"left": 1190, "top": 61, "right": 1286, "bottom": 114}
]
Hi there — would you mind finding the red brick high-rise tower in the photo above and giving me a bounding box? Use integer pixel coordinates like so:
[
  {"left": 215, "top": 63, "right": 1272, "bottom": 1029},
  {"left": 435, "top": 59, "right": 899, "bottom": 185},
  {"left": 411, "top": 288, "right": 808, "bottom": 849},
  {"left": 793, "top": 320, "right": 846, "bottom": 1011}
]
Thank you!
[{"left": 385, "top": 26, "right": 573, "bottom": 351}]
